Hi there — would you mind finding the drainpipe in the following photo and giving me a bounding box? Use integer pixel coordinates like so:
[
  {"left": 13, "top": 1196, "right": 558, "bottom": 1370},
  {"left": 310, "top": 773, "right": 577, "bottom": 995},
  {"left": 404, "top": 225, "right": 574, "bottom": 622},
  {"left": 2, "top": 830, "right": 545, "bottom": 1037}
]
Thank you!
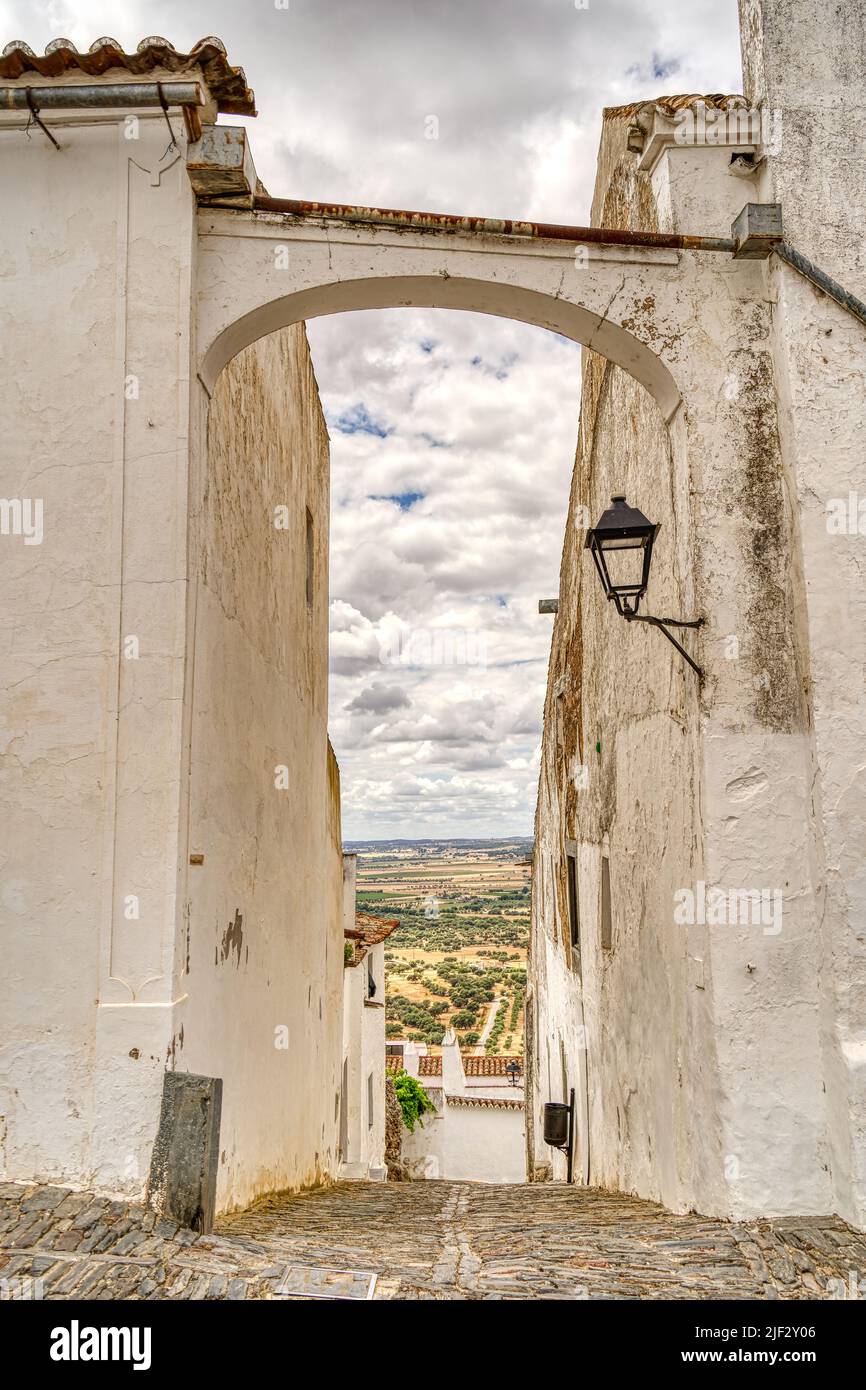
[
  {"left": 0, "top": 81, "right": 204, "bottom": 109},
  {"left": 0, "top": 81, "right": 205, "bottom": 142},
  {"left": 245, "top": 195, "right": 738, "bottom": 254},
  {"left": 775, "top": 243, "right": 866, "bottom": 332}
]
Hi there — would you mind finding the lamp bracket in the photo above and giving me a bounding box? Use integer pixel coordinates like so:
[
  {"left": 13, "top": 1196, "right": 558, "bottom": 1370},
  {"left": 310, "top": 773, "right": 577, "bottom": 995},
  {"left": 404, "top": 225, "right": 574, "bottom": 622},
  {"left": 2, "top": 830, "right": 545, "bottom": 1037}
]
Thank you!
[{"left": 623, "top": 611, "right": 704, "bottom": 678}]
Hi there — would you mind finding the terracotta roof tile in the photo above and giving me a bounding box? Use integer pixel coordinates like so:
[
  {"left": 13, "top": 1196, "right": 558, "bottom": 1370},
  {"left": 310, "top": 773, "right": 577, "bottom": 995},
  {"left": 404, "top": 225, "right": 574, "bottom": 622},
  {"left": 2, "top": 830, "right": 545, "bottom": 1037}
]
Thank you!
[
  {"left": 464, "top": 1055, "right": 522, "bottom": 1077},
  {"left": 0, "top": 36, "right": 255, "bottom": 115},
  {"left": 413, "top": 1053, "right": 523, "bottom": 1077},
  {"left": 446, "top": 1095, "right": 524, "bottom": 1110},
  {"left": 354, "top": 910, "right": 399, "bottom": 946},
  {"left": 604, "top": 93, "right": 745, "bottom": 120}
]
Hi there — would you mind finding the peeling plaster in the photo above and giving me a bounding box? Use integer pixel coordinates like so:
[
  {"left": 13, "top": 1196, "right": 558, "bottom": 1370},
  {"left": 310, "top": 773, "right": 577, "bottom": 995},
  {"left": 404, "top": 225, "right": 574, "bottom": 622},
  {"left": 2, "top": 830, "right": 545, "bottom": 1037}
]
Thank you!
[{"left": 219, "top": 910, "right": 244, "bottom": 968}]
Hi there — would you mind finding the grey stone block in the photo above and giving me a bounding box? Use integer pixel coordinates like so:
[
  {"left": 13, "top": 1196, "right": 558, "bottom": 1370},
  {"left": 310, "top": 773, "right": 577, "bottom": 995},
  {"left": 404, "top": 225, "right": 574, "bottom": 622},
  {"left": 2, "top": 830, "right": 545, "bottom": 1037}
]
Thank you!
[{"left": 146, "top": 1072, "right": 223, "bottom": 1234}]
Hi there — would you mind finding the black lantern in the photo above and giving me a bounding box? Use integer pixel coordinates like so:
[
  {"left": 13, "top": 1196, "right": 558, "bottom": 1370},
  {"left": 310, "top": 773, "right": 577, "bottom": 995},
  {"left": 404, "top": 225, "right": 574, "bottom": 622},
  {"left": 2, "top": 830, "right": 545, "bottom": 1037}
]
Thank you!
[
  {"left": 505, "top": 1059, "right": 521, "bottom": 1087},
  {"left": 584, "top": 494, "right": 659, "bottom": 617},
  {"left": 585, "top": 494, "right": 704, "bottom": 678}
]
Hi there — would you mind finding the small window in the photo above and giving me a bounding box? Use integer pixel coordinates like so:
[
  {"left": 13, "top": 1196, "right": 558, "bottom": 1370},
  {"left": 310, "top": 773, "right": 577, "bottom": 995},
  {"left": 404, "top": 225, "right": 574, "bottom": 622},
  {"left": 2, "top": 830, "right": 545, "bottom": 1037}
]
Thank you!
[
  {"left": 305, "top": 506, "right": 314, "bottom": 609},
  {"left": 566, "top": 848, "right": 581, "bottom": 973},
  {"left": 367, "top": 1071, "right": 375, "bottom": 1128},
  {"left": 367, "top": 955, "right": 377, "bottom": 999},
  {"left": 601, "top": 854, "right": 613, "bottom": 950}
]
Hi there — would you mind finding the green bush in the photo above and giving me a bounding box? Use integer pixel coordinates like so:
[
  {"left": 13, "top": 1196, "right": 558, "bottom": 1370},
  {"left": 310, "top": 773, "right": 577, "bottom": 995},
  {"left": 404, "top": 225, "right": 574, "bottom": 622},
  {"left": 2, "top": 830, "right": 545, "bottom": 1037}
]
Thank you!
[{"left": 393, "top": 1070, "right": 435, "bottom": 1133}]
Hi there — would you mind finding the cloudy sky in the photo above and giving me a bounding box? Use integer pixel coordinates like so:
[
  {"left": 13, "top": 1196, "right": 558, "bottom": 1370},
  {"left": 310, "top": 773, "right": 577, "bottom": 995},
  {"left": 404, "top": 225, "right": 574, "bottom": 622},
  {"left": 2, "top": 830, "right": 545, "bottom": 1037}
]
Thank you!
[{"left": 3, "top": 1, "right": 742, "bottom": 839}]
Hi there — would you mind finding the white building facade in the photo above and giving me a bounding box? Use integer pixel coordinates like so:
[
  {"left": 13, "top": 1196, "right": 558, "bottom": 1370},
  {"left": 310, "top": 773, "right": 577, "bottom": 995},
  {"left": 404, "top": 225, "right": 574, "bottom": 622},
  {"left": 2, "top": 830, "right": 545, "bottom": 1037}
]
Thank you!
[
  {"left": 0, "top": 41, "right": 345, "bottom": 1218},
  {"left": 527, "top": 0, "right": 866, "bottom": 1231},
  {"left": 339, "top": 854, "right": 396, "bottom": 1181}
]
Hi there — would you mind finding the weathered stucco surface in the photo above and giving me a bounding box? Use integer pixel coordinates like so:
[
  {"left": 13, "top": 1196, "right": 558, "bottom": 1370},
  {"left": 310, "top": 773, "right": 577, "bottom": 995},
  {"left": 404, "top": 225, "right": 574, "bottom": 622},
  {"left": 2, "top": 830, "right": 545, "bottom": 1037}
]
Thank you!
[
  {"left": 178, "top": 324, "right": 344, "bottom": 1213},
  {"left": 0, "top": 90, "right": 344, "bottom": 1209},
  {"left": 402, "top": 1093, "right": 525, "bottom": 1184},
  {"left": 529, "top": 338, "right": 707, "bottom": 1209},
  {"left": 0, "top": 103, "right": 197, "bottom": 1194},
  {"left": 340, "top": 856, "right": 388, "bottom": 1180},
  {"left": 739, "top": 0, "right": 866, "bottom": 1227},
  {"left": 528, "top": 0, "right": 866, "bottom": 1229}
]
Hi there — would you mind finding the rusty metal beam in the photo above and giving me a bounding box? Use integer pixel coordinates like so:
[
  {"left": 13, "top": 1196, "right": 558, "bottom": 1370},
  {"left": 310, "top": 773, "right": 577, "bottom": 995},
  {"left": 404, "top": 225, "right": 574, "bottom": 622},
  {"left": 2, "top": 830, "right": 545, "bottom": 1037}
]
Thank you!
[
  {"left": 197, "top": 191, "right": 866, "bottom": 333},
  {"left": 242, "top": 195, "right": 737, "bottom": 252}
]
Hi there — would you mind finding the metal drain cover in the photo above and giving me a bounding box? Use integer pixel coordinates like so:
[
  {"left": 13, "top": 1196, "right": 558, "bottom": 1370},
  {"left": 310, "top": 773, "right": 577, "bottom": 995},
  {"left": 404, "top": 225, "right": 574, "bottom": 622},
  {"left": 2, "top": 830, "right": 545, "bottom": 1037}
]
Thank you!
[{"left": 274, "top": 1264, "right": 378, "bottom": 1300}]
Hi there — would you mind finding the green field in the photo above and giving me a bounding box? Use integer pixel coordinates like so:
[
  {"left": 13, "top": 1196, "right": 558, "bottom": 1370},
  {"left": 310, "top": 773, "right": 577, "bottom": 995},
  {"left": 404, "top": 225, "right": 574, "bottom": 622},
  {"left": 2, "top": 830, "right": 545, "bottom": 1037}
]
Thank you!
[{"left": 349, "top": 839, "right": 531, "bottom": 1054}]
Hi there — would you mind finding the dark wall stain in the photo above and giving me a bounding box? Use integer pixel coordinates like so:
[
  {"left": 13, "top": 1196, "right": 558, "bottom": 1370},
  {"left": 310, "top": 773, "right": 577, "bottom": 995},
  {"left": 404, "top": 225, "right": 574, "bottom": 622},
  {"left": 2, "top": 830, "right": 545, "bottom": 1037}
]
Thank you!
[
  {"left": 728, "top": 348, "right": 807, "bottom": 732},
  {"left": 166, "top": 1025, "right": 186, "bottom": 1067},
  {"left": 219, "top": 909, "right": 244, "bottom": 967}
]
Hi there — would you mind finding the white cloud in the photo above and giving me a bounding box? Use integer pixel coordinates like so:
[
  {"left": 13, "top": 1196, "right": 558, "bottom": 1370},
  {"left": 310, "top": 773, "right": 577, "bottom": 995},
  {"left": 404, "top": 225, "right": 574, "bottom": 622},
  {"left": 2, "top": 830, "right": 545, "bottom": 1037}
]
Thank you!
[
  {"left": 315, "top": 304, "right": 577, "bottom": 833},
  {"left": 345, "top": 683, "right": 411, "bottom": 716}
]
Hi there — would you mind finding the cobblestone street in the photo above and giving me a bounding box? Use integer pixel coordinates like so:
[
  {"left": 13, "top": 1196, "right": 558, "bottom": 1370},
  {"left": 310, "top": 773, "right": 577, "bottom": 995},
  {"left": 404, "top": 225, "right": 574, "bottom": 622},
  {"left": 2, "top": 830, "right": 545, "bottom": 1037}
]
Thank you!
[{"left": 2, "top": 1179, "right": 865, "bottom": 1300}]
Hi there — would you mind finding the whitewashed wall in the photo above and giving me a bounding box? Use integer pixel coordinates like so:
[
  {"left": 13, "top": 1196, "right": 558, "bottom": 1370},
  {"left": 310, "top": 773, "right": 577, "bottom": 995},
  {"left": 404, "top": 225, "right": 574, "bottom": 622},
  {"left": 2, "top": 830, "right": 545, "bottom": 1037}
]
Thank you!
[
  {"left": 177, "top": 325, "right": 344, "bottom": 1213},
  {"left": 402, "top": 1090, "right": 524, "bottom": 1183},
  {"left": 0, "top": 87, "right": 344, "bottom": 1209},
  {"left": 402, "top": 1088, "right": 445, "bottom": 1179},
  {"left": 529, "top": 0, "right": 866, "bottom": 1229},
  {"left": 442, "top": 1103, "right": 525, "bottom": 1184},
  {"left": 739, "top": 0, "right": 866, "bottom": 1233},
  {"left": 341, "top": 937, "right": 387, "bottom": 1180},
  {"left": 527, "top": 316, "right": 706, "bottom": 1209},
  {"left": 530, "top": 137, "right": 826, "bottom": 1218},
  {"left": 0, "top": 98, "right": 198, "bottom": 1193}
]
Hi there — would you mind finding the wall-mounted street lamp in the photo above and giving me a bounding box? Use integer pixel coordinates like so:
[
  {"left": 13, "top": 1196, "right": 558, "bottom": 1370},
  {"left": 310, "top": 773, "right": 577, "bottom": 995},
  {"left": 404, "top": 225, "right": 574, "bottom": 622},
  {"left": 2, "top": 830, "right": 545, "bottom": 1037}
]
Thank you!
[
  {"left": 505, "top": 1059, "right": 521, "bottom": 1087},
  {"left": 584, "top": 495, "right": 704, "bottom": 678}
]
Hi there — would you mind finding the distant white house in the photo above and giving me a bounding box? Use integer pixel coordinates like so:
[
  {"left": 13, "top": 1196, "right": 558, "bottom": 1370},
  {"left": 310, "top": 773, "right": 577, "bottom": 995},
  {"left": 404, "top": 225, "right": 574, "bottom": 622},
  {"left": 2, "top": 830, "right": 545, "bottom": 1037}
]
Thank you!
[
  {"left": 391, "top": 1031, "right": 525, "bottom": 1183},
  {"left": 339, "top": 854, "right": 399, "bottom": 1180}
]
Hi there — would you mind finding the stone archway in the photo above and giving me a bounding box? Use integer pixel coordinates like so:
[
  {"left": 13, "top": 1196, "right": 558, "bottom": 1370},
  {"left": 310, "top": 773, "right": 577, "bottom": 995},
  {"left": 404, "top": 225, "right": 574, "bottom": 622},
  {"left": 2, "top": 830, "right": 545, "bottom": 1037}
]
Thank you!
[
  {"left": 186, "top": 205, "right": 775, "bottom": 1211},
  {"left": 195, "top": 205, "right": 720, "bottom": 420}
]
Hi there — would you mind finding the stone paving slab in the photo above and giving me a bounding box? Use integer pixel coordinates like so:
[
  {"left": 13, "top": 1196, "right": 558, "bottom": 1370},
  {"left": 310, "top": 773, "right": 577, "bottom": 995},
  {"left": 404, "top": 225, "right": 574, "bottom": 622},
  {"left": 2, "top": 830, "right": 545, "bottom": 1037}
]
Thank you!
[{"left": 0, "top": 1179, "right": 863, "bottom": 1301}]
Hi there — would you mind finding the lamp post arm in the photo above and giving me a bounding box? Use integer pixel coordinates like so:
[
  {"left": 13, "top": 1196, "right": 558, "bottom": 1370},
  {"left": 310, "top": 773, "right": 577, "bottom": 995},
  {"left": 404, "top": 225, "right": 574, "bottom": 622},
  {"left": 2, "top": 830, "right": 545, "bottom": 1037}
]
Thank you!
[
  {"left": 643, "top": 616, "right": 703, "bottom": 630},
  {"left": 625, "top": 612, "right": 703, "bottom": 678}
]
